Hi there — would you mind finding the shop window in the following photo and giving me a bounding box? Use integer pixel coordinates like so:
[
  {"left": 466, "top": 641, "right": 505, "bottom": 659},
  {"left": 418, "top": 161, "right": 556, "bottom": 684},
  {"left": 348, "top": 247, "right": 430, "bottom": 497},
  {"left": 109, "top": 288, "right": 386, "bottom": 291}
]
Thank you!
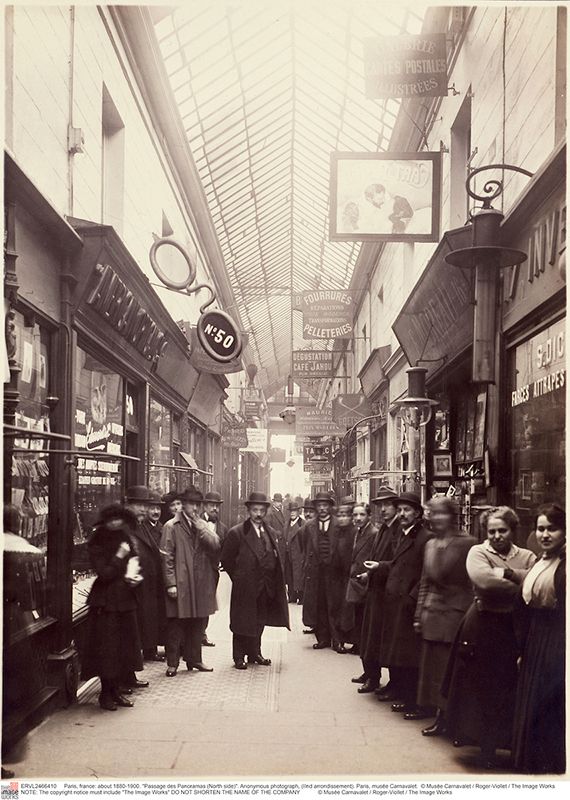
[
  {"left": 508, "top": 317, "right": 565, "bottom": 537},
  {"left": 73, "top": 347, "right": 125, "bottom": 612},
  {"left": 148, "top": 397, "right": 172, "bottom": 494}
]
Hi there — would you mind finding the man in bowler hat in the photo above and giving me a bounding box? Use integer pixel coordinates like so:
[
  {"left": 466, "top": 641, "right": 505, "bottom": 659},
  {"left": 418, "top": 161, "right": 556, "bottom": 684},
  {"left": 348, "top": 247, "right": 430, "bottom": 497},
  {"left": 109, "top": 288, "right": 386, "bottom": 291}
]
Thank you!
[
  {"left": 160, "top": 486, "right": 220, "bottom": 676},
  {"left": 200, "top": 490, "right": 228, "bottom": 646},
  {"left": 352, "top": 487, "right": 401, "bottom": 694},
  {"left": 378, "top": 492, "right": 432, "bottom": 714},
  {"left": 302, "top": 492, "right": 344, "bottom": 650},
  {"left": 221, "top": 491, "right": 289, "bottom": 670}
]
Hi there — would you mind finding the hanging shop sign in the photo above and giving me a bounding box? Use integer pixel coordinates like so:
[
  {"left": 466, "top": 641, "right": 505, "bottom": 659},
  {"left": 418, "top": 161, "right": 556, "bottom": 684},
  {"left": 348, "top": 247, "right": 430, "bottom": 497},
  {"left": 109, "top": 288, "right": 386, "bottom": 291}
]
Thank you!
[
  {"left": 292, "top": 349, "right": 338, "bottom": 377},
  {"left": 293, "top": 291, "right": 355, "bottom": 339},
  {"left": 240, "top": 428, "right": 268, "bottom": 453},
  {"left": 295, "top": 407, "right": 344, "bottom": 438},
  {"left": 363, "top": 33, "right": 448, "bottom": 99},
  {"left": 303, "top": 442, "right": 333, "bottom": 466},
  {"left": 269, "top": 447, "right": 287, "bottom": 463},
  {"left": 149, "top": 237, "right": 242, "bottom": 364},
  {"left": 222, "top": 419, "right": 249, "bottom": 449},
  {"left": 180, "top": 324, "right": 247, "bottom": 374},
  {"left": 330, "top": 152, "right": 441, "bottom": 243},
  {"left": 332, "top": 393, "right": 373, "bottom": 428},
  {"left": 86, "top": 264, "right": 168, "bottom": 361}
]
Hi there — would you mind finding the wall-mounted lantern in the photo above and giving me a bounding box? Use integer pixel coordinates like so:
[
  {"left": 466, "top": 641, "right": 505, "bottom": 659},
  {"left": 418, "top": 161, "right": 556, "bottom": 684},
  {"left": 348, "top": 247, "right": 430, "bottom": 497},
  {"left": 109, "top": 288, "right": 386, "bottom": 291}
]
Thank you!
[
  {"left": 444, "top": 164, "right": 531, "bottom": 383},
  {"left": 394, "top": 367, "right": 439, "bottom": 430}
]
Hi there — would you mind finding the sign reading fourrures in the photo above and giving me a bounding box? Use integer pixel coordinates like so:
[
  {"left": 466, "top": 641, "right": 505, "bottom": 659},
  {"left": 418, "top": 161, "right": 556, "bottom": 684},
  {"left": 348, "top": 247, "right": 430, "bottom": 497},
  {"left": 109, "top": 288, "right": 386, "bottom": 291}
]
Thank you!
[
  {"left": 363, "top": 33, "right": 448, "bottom": 99},
  {"left": 294, "top": 290, "right": 355, "bottom": 339},
  {"left": 292, "top": 350, "right": 337, "bottom": 377}
]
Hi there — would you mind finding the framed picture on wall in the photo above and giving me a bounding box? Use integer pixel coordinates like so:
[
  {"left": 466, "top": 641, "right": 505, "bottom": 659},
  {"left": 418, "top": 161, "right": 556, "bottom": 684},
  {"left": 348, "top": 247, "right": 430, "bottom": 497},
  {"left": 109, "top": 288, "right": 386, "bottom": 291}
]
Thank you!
[{"left": 433, "top": 453, "right": 453, "bottom": 477}]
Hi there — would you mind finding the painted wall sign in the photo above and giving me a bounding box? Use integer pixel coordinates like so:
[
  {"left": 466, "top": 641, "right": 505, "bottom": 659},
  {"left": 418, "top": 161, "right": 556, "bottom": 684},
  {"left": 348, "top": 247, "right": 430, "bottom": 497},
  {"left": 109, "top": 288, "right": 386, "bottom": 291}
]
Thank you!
[
  {"left": 197, "top": 310, "right": 242, "bottom": 363},
  {"left": 363, "top": 34, "right": 448, "bottom": 99},
  {"left": 503, "top": 187, "right": 566, "bottom": 331},
  {"left": 293, "top": 291, "right": 355, "bottom": 340},
  {"left": 511, "top": 318, "right": 565, "bottom": 408},
  {"left": 86, "top": 264, "right": 168, "bottom": 361},
  {"left": 295, "top": 407, "right": 344, "bottom": 438},
  {"left": 330, "top": 152, "right": 441, "bottom": 242},
  {"left": 292, "top": 349, "right": 337, "bottom": 377}
]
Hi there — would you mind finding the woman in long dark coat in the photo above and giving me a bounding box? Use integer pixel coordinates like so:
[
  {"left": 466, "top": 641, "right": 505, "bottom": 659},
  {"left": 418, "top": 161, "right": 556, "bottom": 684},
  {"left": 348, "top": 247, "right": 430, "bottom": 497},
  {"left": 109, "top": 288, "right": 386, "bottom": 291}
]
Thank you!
[
  {"left": 442, "top": 506, "right": 535, "bottom": 768},
  {"left": 512, "top": 503, "right": 566, "bottom": 774},
  {"left": 81, "top": 505, "right": 143, "bottom": 711},
  {"left": 412, "top": 497, "right": 476, "bottom": 733}
]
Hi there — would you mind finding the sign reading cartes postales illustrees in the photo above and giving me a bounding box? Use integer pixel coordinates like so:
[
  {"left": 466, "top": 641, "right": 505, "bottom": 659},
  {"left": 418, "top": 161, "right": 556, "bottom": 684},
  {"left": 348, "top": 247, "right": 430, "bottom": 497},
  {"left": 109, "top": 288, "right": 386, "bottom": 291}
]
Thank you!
[
  {"left": 293, "top": 291, "right": 355, "bottom": 340},
  {"left": 363, "top": 33, "right": 448, "bottom": 99}
]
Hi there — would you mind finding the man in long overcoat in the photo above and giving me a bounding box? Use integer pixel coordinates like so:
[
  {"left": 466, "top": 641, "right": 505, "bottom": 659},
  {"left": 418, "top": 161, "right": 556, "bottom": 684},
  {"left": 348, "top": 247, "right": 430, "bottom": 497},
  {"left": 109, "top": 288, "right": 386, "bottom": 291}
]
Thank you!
[
  {"left": 126, "top": 486, "right": 167, "bottom": 669},
  {"left": 221, "top": 491, "right": 289, "bottom": 669},
  {"left": 160, "top": 486, "right": 220, "bottom": 676},
  {"left": 282, "top": 501, "right": 305, "bottom": 603},
  {"left": 265, "top": 493, "right": 286, "bottom": 552},
  {"left": 200, "top": 490, "right": 228, "bottom": 647},
  {"left": 302, "top": 492, "right": 345, "bottom": 650},
  {"left": 352, "top": 488, "right": 401, "bottom": 693},
  {"left": 379, "top": 492, "right": 432, "bottom": 714},
  {"left": 344, "top": 503, "right": 376, "bottom": 658}
]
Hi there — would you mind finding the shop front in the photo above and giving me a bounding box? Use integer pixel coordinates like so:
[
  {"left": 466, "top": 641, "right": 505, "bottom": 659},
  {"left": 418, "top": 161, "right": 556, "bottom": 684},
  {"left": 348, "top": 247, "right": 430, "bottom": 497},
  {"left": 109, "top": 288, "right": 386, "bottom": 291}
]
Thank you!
[{"left": 500, "top": 142, "right": 566, "bottom": 537}]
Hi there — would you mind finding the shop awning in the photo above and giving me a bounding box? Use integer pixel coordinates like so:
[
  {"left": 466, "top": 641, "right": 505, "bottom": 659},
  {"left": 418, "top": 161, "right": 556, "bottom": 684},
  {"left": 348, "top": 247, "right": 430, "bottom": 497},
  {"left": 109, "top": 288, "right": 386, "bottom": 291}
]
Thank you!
[
  {"left": 180, "top": 451, "right": 213, "bottom": 476},
  {"left": 392, "top": 226, "right": 474, "bottom": 374}
]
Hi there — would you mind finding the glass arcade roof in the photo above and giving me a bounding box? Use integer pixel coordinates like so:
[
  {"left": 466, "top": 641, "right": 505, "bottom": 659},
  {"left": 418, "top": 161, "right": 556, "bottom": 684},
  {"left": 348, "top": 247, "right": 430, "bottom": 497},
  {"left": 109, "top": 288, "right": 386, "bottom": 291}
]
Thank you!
[{"left": 154, "top": 1, "right": 425, "bottom": 391}]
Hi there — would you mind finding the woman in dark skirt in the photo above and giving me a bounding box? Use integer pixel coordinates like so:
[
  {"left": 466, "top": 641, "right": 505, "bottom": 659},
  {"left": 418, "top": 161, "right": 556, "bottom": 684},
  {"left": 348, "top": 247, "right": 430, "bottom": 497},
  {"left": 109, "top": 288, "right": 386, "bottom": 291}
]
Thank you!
[
  {"left": 412, "top": 497, "right": 476, "bottom": 735},
  {"left": 81, "top": 504, "right": 144, "bottom": 711},
  {"left": 512, "top": 503, "right": 566, "bottom": 774},
  {"left": 442, "top": 506, "right": 535, "bottom": 768}
]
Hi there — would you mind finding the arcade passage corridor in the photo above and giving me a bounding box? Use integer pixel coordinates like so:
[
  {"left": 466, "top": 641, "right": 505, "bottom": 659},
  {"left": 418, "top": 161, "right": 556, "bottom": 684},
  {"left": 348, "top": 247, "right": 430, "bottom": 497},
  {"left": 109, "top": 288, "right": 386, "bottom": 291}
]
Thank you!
[{"left": 6, "top": 576, "right": 480, "bottom": 779}]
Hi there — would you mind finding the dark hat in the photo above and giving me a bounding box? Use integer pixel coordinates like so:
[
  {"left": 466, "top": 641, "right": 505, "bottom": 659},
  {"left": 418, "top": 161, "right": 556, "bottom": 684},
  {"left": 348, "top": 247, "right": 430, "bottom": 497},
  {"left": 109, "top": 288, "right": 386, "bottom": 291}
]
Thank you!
[
  {"left": 314, "top": 492, "right": 334, "bottom": 505},
  {"left": 245, "top": 491, "right": 271, "bottom": 506},
  {"left": 204, "top": 491, "right": 223, "bottom": 504},
  {"left": 397, "top": 492, "right": 423, "bottom": 511},
  {"left": 340, "top": 494, "right": 356, "bottom": 506},
  {"left": 148, "top": 490, "right": 162, "bottom": 505},
  {"left": 125, "top": 485, "right": 153, "bottom": 503},
  {"left": 272, "top": 493, "right": 283, "bottom": 502},
  {"left": 371, "top": 487, "right": 398, "bottom": 504},
  {"left": 180, "top": 486, "right": 204, "bottom": 503},
  {"left": 162, "top": 490, "right": 181, "bottom": 505},
  {"left": 303, "top": 497, "right": 315, "bottom": 509},
  {"left": 289, "top": 501, "right": 300, "bottom": 511},
  {"left": 97, "top": 503, "right": 137, "bottom": 530}
]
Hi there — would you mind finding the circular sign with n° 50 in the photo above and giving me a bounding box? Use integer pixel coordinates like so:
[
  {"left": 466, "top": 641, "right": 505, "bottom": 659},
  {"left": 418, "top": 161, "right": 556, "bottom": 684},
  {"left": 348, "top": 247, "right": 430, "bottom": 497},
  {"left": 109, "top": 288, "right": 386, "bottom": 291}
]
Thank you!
[{"left": 197, "top": 310, "right": 243, "bottom": 363}]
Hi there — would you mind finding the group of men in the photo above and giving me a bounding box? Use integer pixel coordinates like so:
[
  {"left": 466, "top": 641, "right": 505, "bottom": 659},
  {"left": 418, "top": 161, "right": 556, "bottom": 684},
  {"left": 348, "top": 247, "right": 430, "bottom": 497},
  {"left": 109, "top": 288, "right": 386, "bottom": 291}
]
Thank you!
[{"left": 121, "top": 482, "right": 431, "bottom": 718}]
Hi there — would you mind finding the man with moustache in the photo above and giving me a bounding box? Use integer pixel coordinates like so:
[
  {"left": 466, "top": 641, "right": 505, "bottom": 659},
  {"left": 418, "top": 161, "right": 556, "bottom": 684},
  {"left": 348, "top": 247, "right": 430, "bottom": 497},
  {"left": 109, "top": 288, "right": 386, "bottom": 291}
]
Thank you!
[
  {"left": 378, "top": 492, "right": 432, "bottom": 714},
  {"left": 200, "top": 491, "right": 228, "bottom": 647},
  {"left": 160, "top": 486, "right": 220, "bottom": 676},
  {"left": 302, "top": 492, "right": 344, "bottom": 650},
  {"left": 221, "top": 492, "right": 289, "bottom": 670},
  {"left": 352, "top": 487, "right": 401, "bottom": 694}
]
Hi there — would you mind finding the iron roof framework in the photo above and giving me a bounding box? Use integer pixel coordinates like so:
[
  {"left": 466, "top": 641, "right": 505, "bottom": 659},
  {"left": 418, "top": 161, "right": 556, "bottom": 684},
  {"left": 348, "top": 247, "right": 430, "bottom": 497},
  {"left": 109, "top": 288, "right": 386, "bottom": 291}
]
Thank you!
[{"left": 155, "top": 1, "right": 425, "bottom": 390}]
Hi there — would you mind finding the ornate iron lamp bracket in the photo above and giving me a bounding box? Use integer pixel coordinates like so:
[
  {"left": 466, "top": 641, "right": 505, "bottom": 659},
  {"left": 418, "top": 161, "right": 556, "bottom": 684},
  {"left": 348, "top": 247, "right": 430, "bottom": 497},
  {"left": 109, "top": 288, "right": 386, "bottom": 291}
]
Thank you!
[{"left": 466, "top": 164, "right": 534, "bottom": 209}]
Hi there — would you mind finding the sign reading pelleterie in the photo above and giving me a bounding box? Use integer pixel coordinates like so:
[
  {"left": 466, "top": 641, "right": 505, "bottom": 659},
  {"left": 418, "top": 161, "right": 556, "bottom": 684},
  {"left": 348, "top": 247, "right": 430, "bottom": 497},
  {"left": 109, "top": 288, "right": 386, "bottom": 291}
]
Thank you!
[
  {"left": 292, "top": 350, "right": 337, "bottom": 377},
  {"left": 294, "top": 291, "right": 355, "bottom": 339},
  {"left": 363, "top": 34, "right": 448, "bottom": 99}
]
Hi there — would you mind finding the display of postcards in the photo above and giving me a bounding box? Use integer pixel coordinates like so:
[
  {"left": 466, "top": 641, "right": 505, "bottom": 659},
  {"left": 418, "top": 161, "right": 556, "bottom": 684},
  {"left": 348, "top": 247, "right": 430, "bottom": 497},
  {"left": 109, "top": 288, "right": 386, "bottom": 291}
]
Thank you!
[
  {"left": 473, "top": 390, "right": 487, "bottom": 460},
  {"left": 464, "top": 393, "right": 477, "bottom": 462},
  {"left": 455, "top": 396, "right": 467, "bottom": 463}
]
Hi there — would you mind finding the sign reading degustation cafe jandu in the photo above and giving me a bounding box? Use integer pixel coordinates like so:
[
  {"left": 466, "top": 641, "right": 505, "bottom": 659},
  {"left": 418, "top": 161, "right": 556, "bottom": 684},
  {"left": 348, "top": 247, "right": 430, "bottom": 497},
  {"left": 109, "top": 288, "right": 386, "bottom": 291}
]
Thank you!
[{"left": 292, "top": 350, "right": 337, "bottom": 378}]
